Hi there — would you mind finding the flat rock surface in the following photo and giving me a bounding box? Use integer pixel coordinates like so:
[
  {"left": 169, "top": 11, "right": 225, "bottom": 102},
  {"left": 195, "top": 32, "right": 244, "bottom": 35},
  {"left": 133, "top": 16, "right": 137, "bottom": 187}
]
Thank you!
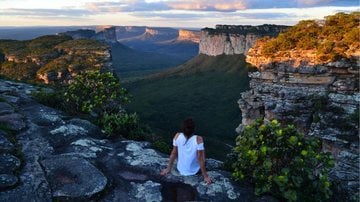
[{"left": 41, "top": 155, "right": 107, "bottom": 199}]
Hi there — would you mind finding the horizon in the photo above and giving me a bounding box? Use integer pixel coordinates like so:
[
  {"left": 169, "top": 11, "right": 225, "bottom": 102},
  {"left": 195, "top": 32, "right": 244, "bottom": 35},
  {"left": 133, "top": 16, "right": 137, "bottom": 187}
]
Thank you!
[{"left": 0, "top": 0, "right": 359, "bottom": 27}]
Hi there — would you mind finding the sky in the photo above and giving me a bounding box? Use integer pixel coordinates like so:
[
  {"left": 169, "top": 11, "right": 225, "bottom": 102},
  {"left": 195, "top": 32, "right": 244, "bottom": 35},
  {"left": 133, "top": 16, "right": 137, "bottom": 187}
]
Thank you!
[{"left": 0, "top": 0, "right": 358, "bottom": 28}]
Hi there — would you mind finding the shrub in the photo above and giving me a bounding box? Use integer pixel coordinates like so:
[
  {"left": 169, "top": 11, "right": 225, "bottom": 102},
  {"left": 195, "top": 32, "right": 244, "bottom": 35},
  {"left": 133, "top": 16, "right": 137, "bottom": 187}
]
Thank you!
[
  {"left": 63, "top": 71, "right": 129, "bottom": 115},
  {"left": 97, "top": 112, "right": 149, "bottom": 140},
  {"left": 31, "top": 89, "right": 65, "bottom": 110},
  {"left": 152, "top": 140, "right": 172, "bottom": 154},
  {"left": 232, "top": 119, "right": 334, "bottom": 201}
]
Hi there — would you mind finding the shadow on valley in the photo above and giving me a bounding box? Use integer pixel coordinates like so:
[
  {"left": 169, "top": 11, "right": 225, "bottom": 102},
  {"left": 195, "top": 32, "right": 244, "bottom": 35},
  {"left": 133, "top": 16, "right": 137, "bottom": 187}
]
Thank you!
[{"left": 125, "top": 54, "right": 253, "bottom": 160}]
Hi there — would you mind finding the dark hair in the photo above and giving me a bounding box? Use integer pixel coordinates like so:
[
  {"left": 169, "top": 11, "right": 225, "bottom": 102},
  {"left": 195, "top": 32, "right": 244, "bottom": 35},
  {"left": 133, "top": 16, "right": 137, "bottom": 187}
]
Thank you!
[{"left": 182, "top": 118, "right": 195, "bottom": 138}]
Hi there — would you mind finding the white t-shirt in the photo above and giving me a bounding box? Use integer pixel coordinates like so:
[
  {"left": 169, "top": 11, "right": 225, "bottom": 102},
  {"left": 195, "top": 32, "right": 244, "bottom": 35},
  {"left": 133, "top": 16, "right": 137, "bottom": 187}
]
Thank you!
[{"left": 173, "top": 133, "right": 205, "bottom": 176}]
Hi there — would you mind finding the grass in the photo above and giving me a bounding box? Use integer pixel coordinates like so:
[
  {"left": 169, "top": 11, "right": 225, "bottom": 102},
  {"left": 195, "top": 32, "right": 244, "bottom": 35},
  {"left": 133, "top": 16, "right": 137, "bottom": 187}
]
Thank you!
[{"left": 125, "top": 54, "right": 251, "bottom": 160}]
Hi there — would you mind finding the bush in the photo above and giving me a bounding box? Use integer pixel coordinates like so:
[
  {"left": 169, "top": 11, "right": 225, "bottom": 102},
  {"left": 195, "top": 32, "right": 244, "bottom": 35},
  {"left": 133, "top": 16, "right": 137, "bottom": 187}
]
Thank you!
[
  {"left": 31, "top": 89, "right": 65, "bottom": 110},
  {"left": 152, "top": 140, "right": 172, "bottom": 154},
  {"left": 64, "top": 71, "right": 129, "bottom": 115},
  {"left": 232, "top": 119, "right": 334, "bottom": 201},
  {"left": 98, "top": 112, "right": 149, "bottom": 140}
]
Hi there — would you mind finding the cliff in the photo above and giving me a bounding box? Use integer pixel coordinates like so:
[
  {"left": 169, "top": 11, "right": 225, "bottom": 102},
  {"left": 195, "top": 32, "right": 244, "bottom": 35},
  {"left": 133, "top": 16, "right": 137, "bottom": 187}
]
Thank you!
[
  {"left": 199, "top": 24, "right": 289, "bottom": 56},
  {"left": 238, "top": 12, "right": 359, "bottom": 200},
  {"left": 0, "top": 36, "right": 111, "bottom": 84},
  {"left": 177, "top": 29, "right": 200, "bottom": 43},
  {"left": 0, "top": 79, "right": 276, "bottom": 201}
]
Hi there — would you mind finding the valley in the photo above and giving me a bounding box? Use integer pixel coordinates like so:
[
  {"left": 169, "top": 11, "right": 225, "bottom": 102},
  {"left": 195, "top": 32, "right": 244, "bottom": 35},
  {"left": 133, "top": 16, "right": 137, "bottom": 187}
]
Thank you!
[{"left": 125, "top": 54, "right": 252, "bottom": 159}]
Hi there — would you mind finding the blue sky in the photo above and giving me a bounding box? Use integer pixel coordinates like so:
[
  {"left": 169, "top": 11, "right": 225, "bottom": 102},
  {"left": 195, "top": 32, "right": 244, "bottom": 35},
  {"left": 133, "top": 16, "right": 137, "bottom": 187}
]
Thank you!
[{"left": 0, "top": 0, "right": 358, "bottom": 27}]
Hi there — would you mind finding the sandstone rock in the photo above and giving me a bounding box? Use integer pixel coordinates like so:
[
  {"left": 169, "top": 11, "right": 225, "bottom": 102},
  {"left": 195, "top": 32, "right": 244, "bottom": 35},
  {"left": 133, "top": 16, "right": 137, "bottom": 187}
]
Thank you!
[
  {"left": 0, "top": 102, "right": 14, "bottom": 115},
  {"left": 239, "top": 38, "right": 359, "bottom": 198},
  {"left": 199, "top": 25, "right": 288, "bottom": 56},
  {"left": 41, "top": 155, "right": 107, "bottom": 199},
  {"left": 131, "top": 180, "right": 162, "bottom": 202},
  {"left": 0, "top": 113, "right": 25, "bottom": 132},
  {"left": 0, "top": 154, "right": 21, "bottom": 173},
  {"left": 0, "top": 174, "right": 17, "bottom": 189},
  {"left": 66, "top": 138, "right": 112, "bottom": 158},
  {"left": 119, "top": 140, "right": 252, "bottom": 201},
  {"left": 177, "top": 29, "right": 200, "bottom": 43},
  {"left": 0, "top": 132, "right": 14, "bottom": 153}
]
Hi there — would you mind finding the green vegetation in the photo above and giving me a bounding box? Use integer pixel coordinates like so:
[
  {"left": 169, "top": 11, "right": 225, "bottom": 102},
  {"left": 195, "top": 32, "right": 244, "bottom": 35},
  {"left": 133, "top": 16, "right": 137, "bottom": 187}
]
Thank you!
[
  {"left": 125, "top": 54, "right": 251, "bottom": 160},
  {"left": 232, "top": 119, "right": 334, "bottom": 201},
  {"left": 97, "top": 112, "right": 152, "bottom": 141},
  {"left": 0, "top": 61, "right": 38, "bottom": 81},
  {"left": 32, "top": 70, "right": 162, "bottom": 150},
  {"left": 56, "top": 39, "right": 108, "bottom": 51},
  {"left": 0, "top": 36, "right": 109, "bottom": 83},
  {"left": 261, "top": 12, "right": 359, "bottom": 62},
  {"left": 63, "top": 71, "right": 129, "bottom": 115}
]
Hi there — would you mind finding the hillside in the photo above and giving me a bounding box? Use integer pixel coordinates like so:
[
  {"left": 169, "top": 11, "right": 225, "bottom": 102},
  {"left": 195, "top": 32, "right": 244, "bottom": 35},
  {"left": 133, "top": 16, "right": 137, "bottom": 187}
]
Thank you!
[
  {"left": 125, "top": 54, "right": 253, "bottom": 160},
  {"left": 111, "top": 43, "right": 188, "bottom": 81},
  {"left": 0, "top": 36, "right": 111, "bottom": 84}
]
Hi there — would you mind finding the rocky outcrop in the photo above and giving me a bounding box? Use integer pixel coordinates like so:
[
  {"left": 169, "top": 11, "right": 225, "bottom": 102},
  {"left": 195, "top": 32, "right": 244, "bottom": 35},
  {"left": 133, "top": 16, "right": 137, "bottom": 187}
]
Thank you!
[
  {"left": 177, "top": 29, "right": 200, "bottom": 43},
  {"left": 199, "top": 25, "right": 289, "bottom": 56},
  {"left": 0, "top": 79, "right": 277, "bottom": 201},
  {"left": 140, "top": 27, "right": 178, "bottom": 42},
  {"left": 238, "top": 42, "right": 359, "bottom": 199},
  {"left": 94, "top": 27, "right": 118, "bottom": 44},
  {"left": 115, "top": 26, "right": 146, "bottom": 40}
]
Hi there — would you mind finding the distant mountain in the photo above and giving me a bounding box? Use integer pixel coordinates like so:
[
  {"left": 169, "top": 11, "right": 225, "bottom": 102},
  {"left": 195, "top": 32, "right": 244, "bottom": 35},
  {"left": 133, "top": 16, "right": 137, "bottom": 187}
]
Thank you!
[
  {"left": 58, "top": 26, "right": 200, "bottom": 80},
  {"left": 116, "top": 26, "right": 199, "bottom": 62},
  {"left": 125, "top": 54, "right": 253, "bottom": 160},
  {"left": 0, "top": 26, "right": 96, "bottom": 40}
]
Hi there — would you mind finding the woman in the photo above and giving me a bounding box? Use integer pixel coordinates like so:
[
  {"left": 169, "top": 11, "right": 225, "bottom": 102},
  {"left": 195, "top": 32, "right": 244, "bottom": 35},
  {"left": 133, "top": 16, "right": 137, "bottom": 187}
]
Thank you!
[{"left": 160, "top": 118, "right": 212, "bottom": 184}]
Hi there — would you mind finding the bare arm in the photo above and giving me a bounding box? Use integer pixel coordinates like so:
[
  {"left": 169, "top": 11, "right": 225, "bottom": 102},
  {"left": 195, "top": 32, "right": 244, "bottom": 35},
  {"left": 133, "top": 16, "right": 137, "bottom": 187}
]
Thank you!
[
  {"left": 160, "top": 146, "right": 178, "bottom": 175},
  {"left": 197, "top": 136, "right": 212, "bottom": 184},
  {"left": 160, "top": 133, "right": 179, "bottom": 176}
]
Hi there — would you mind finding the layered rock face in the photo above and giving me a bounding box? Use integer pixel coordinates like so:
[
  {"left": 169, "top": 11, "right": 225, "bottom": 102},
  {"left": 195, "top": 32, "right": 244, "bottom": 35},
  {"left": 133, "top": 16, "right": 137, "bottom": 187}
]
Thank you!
[
  {"left": 177, "top": 29, "right": 200, "bottom": 43},
  {"left": 94, "top": 27, "right": 118, "bottom": 44},
  {"left": 199, "top": 25, "right": 289, "bottom": 56},
  {"left": 238, "top": 43, "right": 359, "bottom": 198}
]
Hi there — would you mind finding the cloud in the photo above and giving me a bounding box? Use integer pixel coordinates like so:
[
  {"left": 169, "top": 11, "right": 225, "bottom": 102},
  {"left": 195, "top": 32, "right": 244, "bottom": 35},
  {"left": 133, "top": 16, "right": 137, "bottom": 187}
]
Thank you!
[
  {"left": 85, "top": 0, "right": 170, "bottom": 12},
  {"left": 83, "top": 0, "right": 359, "bottom": 14},
  {"left": 167, "top": 0, "right": 247, "bottom": 12},
  {"left": 0, "top": 8, "right": 92, "bottom": 17}
]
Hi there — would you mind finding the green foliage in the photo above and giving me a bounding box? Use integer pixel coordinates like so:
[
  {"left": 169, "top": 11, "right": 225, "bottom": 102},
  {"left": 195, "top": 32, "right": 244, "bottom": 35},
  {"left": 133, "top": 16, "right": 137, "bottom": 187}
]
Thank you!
[
  {"left": 261, "top": 12, "right": 359, "bottom": 62},
  {"left": 0, "top": 36, "right": 108, "bottom": 83},
  {"left": 64, "top": 71, "right": 129, "bottom": 115},
  {"left": 56, "top": 39, "right": 108, "bottom": 51},
  {"left": 97, "top": 112, "right": 154, "bottom": 141},
  {"left": 31, "top": 89, "right": 65, "bottom": 110},
  {"left": 0, "top": 61, "right": 39, "bottom": 81},
  {"left": 152, "top": 140, "right": 172, "bottom": 154},
  {"left": 232, "top": 119, "right": 334, "bottom": 201},
  {"left": 27, "top": 35, "right": 72, "bottom": 55}
]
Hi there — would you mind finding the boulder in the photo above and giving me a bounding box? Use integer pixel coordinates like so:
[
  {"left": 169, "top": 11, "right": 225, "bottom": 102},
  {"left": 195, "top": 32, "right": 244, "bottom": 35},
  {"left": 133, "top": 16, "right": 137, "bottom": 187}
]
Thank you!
[
  {"left": 0, "top": 113, "right": 26, "bottom": 132},
  {"left": 0, "top": 132, "right": 14, "bottom": 153},
  {"left": 0, "top": 174, "right": 17, "bottom": 189},
  {"left": 41, "top": 155, "right": 107, "bottom": 199},
  {"left": 0, "top": 154, "right": 21, "bottom": 173}
]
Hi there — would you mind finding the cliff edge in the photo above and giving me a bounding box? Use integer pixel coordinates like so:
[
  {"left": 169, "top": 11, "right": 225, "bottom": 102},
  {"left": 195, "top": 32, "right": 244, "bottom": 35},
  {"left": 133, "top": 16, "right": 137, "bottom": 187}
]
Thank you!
[
  {"left": 199, "top": 24, "right": 289, "bottom": 56},
  {"left": 238, "top": 12, "right": 359, "bottom": 200}
]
